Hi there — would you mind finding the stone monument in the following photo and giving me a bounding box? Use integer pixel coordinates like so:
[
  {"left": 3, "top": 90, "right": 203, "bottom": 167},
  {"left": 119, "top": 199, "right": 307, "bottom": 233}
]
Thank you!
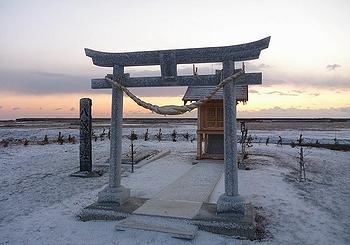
[
  {"left": 80, "top": 98, "right": 92, "bottom": 172},
  {"left": 71, "top": 98, "right": 102, "bottom": 178}
]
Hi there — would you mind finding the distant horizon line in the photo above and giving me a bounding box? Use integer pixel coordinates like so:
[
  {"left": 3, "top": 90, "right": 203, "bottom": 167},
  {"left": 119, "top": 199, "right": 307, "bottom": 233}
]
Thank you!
[{"left": 1, "top": 117, "right": 349, "bottom": 123}]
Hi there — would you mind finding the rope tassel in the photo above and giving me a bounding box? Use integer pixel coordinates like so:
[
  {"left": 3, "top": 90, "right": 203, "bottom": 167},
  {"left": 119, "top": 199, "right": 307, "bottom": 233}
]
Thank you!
[{"left": 105, "top": 69, "right": 244, "bottom": 116}]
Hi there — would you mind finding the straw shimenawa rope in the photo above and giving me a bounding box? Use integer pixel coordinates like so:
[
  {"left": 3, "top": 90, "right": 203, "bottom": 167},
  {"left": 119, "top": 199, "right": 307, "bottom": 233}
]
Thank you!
[{"left": 105, "top": 69, "right": 244, "bottom": 115}]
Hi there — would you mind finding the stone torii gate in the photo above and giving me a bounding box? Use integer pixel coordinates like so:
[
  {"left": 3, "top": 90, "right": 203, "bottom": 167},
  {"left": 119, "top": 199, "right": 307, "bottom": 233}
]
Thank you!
[{"left": 85, "top": 36, "right": 270, "bottom": 215}]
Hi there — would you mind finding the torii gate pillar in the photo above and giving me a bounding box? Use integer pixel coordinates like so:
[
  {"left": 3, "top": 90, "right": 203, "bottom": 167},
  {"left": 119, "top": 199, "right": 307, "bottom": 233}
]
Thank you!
[
  {"left": 217, "top": 60, "right": 245, "bottom": 215},
  {"left": 97, "top": 65, "right": 130, "bottom": 204}
]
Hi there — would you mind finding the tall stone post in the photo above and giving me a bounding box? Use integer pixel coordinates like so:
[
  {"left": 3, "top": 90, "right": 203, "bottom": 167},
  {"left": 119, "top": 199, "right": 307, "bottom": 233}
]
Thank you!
[
  {"left": 80, "top": 98, "right": 92, "bottom": 172},
  {"left": 98, "top": 65, "right": 130, "bottom": 204},
  {"left": 217, "top": 60, "right": 245, "bottom": 215}
]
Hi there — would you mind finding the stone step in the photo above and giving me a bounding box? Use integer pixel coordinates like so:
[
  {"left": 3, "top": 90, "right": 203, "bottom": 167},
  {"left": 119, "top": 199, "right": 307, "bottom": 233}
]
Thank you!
[{"left": 115, "top": 215, "right": 198, "bottom": 240}]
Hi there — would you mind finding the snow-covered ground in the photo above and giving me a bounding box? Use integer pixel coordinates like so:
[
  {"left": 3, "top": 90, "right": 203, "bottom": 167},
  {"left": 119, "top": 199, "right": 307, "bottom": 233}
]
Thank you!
[{"left": 0, "top": 124, "right": 349, "bottom": 245}]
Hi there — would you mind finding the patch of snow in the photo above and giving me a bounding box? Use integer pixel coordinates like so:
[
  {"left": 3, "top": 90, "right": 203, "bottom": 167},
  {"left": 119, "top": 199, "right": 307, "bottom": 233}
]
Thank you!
[{"left": 1, "top": 125, "right": 349, "bottom": 245}]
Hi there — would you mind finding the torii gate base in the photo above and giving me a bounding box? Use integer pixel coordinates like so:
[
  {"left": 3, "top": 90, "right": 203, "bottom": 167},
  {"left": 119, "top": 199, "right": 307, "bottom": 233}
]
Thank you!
[{"left": 80, "top": 197, "right": 260, "bottom": 240}]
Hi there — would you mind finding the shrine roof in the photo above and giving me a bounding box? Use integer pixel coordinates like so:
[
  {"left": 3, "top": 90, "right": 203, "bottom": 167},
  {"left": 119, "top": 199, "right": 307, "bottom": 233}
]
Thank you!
[{"left": 182, "top": 86, "right": 248, "bottom": 103}]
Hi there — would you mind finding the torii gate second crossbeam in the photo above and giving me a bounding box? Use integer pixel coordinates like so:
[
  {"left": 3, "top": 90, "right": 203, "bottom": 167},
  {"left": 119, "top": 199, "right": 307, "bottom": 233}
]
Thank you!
[{"left": 85, "top": 36, "right": 270, "bottom": 215}]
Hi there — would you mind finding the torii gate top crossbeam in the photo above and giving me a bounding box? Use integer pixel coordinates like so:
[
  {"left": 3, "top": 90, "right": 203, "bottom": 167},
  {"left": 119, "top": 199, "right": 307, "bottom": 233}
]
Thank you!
[
  {"left": 85, "top": 37, "right": 270, "bottom": 67},
  {"left": 85, "top": 37, "right": 270, "bottom": 88}
]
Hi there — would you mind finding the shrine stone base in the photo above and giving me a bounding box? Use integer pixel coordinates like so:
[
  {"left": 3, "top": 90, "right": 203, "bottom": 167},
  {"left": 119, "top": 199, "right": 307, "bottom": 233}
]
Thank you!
[
  {"left": 79, "top": 197, "right": 147, "bottom": 221},
  {"left": 79, "top": 197, "right": 262, "bottom": 240},
  {"left": 97, "top": 185, "right": 130, "bottom": 204},
  {"left": 217, "top": 194, "right": 245, "bottom": 216},
  {"left": 194, "top": 202, "right": 260, "bottom": 239}
]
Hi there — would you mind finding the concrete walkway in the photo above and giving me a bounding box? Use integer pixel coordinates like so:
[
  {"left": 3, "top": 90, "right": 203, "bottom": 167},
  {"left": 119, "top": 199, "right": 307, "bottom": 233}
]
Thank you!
[
  {"left": 133, "top": 161, "right": 223, "bottom": 219},
  {"left": 115, "top": 161, "right": 224, "bottom": 239}
]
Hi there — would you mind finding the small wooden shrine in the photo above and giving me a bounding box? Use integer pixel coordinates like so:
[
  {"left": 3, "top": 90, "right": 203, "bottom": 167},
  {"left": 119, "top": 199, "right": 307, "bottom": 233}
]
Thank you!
[{"left": 183, "top": 85, "right": 248, "bottom": 160}]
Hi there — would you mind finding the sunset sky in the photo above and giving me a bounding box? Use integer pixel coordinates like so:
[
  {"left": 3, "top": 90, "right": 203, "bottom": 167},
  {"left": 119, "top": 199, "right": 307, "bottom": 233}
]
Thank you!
[{"left": 0, "top": 0, "right": 349, "bottom": 119}]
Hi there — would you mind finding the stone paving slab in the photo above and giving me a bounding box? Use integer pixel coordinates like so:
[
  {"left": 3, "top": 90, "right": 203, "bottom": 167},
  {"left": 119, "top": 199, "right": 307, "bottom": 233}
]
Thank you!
[
  {"left": 133, "top": 199, "right": 202, "bottom": 219},
  {"left": 115, "top": 215, "right": 198, "bottom": 240},
  {"left": 154, "top": 161, "right": 224, "bottom": 202},
  {"left": 133, "top": 161, "right": 223, "bottom": 219}
]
